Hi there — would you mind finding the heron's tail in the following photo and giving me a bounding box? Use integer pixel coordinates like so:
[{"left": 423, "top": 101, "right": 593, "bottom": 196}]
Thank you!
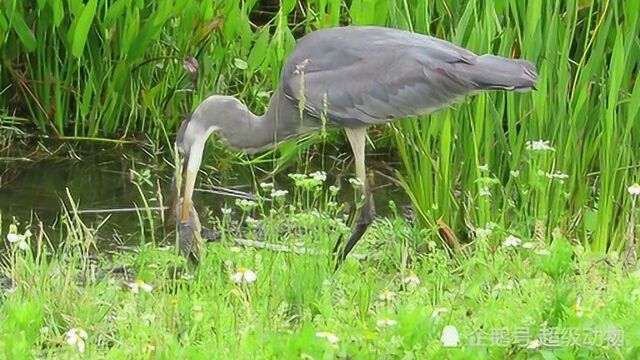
[{"left": 465, "top": 55, "right": 538, "bottom": 92}]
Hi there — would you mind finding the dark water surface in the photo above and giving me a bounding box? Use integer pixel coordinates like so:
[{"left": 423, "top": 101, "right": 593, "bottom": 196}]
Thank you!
[{"left": 1, "top": 139, "right": 408, "bottom": 250}]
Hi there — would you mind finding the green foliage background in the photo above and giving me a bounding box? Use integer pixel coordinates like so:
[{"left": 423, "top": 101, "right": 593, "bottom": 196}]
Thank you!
[{"left": 1, "top": 0, "right": 639, "bottom": 251}]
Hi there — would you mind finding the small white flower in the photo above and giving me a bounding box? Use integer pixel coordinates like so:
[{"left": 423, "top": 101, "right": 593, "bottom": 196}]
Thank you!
[
  {"left": 6, "top": 233, "right": 21, "bottom": 243},
  {"left": 310, "top": 171, "right": 327, "bottom": 182},
  {"left": 235, "top": 199, "right": 258, "bottom": 211},
  {"left": 329, "top": 185, "right": 340, "bottom": 194},
  {"left": 440, "top": 325, "right": 460, "bottom": 347},
  {"left": 521, "top": 242, "right": 537, "bottom": 249},
  {"left": 231, "top": 267, "right": 257, "bottom": 284},
  {"left": 535, "top": 248, "right": 551, "bottom": 256},
  {"left": 628, "top": 183, "right": 640, "bottom": 196},
  {"left": 503, "top": 235, "right": 522, "bottom": 248},
  {"left": 259, "top": 182, "right": 274, "bottom": 189},
  {"left": 126, "top": 280, "right": 153, "bottom": 294},
  {"left": 65, "top": 327, "right": 88, "bottom": 353},
  {"left": 478, "top": 164, "right": 489, "bottom": 172},
  {"left": 271, "top": 189, "right": 288, "bottom": 198},
  {"left": 510, "top": 170, "right": 520, "bottom": 178},
  {"left": 315, "top": 331, "right": 339, "bottom": 345},
  {"left": 474, "top": 227, "right": 493, "bottom": 240},
  {"left": 181, "top": 273, "right": 194, "bottom": 280},
  {"left": 245, "top": 216, "right": 259, "bottom": 226},
  {"left": 479, "top": 187, "right": 492, "bottom": 197},
  {"left": 377, "top": 289, "right": 397, "bottom": 302},
  {"left": 376, "top": 318, "right": 398, "bottom": 328},
  {"left": 221, "top": 207, "right": 232, "bottom": 215},
  {"left": 431, "top": 307, "right": 449, "bottom": 318},
  {"left": 403, "top": 273, "right": 421, "bottom": 286},
  {"left": 348, "top": 177, "right": 363, "bottom": 187},
  {"left": 141, "top": 313, "right": 156, "bottom": 326},
  {"left": 526, "top": 339, "right": 541, "bottom": 349},
  {"left": 7, "top": 228, "right": 30, "bottom": 251},
  {"left": 526, "top": 140, "right": 555, "bottom": 152}
]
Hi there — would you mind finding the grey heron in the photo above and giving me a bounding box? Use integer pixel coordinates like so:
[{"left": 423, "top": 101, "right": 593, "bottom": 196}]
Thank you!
[{"left": 169, "top": 25, "right": 537, "bottom": 264}]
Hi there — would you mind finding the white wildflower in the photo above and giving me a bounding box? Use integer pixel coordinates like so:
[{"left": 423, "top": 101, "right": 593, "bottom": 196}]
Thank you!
[
  {"left": 6, "top": 226, "right": 31, "bottom": 251},
  {"left": 245, "top": 216, "right": 259, "bottom": 226},
  {"left": 535, "top": 248, "right": 551, "bottom": 256},
  {"left": 221, "top": 207, "right": 232, "bottom": 215},
  {"left": 503, "top": 235, "right": 522, "bottom": 248},
  {"left": 271, "top": 189, "right": 288, "bottom": 198},
  {"left": 316, "top": 331, "right": 340, "bottom": 345},
  {"left": 126, "top": 280, "right": 153, "bottom": 294},
  {"left": 65, "top": 327, "right": 88, "bottom": 353},
  {"left": 403, "top": 273, "right": 421, "bottom": 287},
  {"left": 440, "top": 325, "right": 460, "bottom": 347},
  {"left": 231, "top": 267, "right": 257, "bottom": 284},
  {"left": 474, "top": 227, "right": 493, "bottom": 240},
  {"left": 479, "top": 187, "right": 492, "bottom": 197},
  {"left": 526, "top": 140, "right": 555, "bottom": 152},
  {"left": 141, "top": 313, "right": 156, "bottom": 326},
  {"left": 235, "top": 199, "right": 258, "bottom": 211},
  {"left": 259, "top": 182, "right": 274, "bottom": 189},
  {"left": 376, "top": 318, "right": 398, "bottom": 328},
  {"left": 310, "top": 171, "right": 327, "bottom": 182},
  {"left": 510, "top": 170, "right": 520, "bottom": 178},
  {"left": 348, "top": 177, "right": 363, "bottom": 187},
  {"left": 431, "top": 307, "right": 449, "bottom": 318},
  {"left": 628, "top": 183, "right": 640, "bottom": 196},
  {"left": 478, "top": 164, "right": 489, "bottom": 172},
  {"left": 329, "top": 185, "right": 340, "bottom": 194},
  {"left": 377, "top": 289, "right": 397, "bottom": 302}
]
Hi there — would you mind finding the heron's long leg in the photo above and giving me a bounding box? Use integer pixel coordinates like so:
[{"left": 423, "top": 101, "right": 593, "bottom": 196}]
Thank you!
[{"left": 334, "top": 126, "right": 375, "bottom": 265}]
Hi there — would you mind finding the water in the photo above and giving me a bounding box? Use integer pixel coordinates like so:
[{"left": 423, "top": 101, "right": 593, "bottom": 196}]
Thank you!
[{"left": 0, "top": 139, "right": 409, "bottom": 251}]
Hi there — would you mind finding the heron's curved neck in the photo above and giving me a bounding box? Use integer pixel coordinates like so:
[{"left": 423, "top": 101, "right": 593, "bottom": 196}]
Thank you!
[{"left": 221, "top": 90, "right": 318, "bottom": 154}]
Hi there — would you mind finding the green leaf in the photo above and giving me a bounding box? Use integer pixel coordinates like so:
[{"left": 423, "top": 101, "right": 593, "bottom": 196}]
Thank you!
[
  {"left": 50, "top": 0, "right": 64, "bottom": 27},
  {"left": 5, "top": 5, "right": 37, "bottom": 52},
  {"left": 71, "top": 0, "right": 97, "bottom": 58},
  {"left": 36, "top": 0, "right": 47, "bottom": 10},
  {"left": 104, "top": 0, "right": 128, "bottom": 27}
]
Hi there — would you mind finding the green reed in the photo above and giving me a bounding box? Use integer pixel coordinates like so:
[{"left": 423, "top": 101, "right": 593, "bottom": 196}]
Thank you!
[{"left": 1, "top": 0, "right": 639, "bottom": 253}]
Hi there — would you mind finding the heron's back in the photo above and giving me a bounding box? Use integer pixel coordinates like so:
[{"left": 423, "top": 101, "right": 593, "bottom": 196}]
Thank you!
[{"left": 280, "top": 26, "right": 537, "bottom": 128}]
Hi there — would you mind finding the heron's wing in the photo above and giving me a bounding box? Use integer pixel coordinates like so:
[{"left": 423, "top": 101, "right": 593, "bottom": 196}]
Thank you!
[{"left": 282, "top": 31, "right": 479, "bottom": 127}]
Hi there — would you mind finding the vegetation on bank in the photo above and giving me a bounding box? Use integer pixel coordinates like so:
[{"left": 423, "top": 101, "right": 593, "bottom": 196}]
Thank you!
[
  {"left": 2, "top": 180, "right": 640, "bottom": 358},
  {"left": 1, "top": 0, "right": 640, "bottom": 358}
]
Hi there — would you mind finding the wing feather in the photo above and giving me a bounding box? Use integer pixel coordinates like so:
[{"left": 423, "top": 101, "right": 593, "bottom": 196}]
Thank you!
[{"left": 282, "top": 27, "right": 479, "bottom": 127}]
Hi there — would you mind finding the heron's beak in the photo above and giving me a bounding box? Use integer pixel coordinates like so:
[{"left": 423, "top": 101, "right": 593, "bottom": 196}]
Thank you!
[
  {"left": 180, "top": 167, "right": 197, "bottom": 223},
  {"left": 167, "top": 163, "right": 196, "bottom": 224}
]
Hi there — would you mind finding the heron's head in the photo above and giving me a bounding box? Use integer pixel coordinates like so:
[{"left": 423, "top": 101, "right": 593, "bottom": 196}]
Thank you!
[{"left": 168, "top": 95, "right": 249, "bottom": 224}]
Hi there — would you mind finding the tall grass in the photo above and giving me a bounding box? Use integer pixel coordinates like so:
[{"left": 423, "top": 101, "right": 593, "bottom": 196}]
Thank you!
[
  {"left": 386, "top": 0, "right": 640, "bottom": 253},
  {"left": 2, "top": 0, "right": 639, "bottom": 252}
]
